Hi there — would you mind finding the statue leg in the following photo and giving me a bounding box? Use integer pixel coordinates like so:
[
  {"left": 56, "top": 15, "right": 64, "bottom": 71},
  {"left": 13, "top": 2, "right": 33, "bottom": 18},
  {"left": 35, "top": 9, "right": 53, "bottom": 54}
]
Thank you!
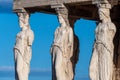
[
  {"left": 53, "top": 47, "right": 65, "bottom": 80},
  {"left": 23, "top": 62, "right": 29, "bottom": 80},
  {"left": 14, "top": 49, "right": 18, "bottom": 80},
  {"left": 89, "top": 44, "right": 99, "bottom": 80},
  {"left": 14, "top": 49, "right": 24, "bottom": 80},
  {"left": 52, "top": 47, "right": 57, "bottom": 80},
  {"left": 99, "top": 48, "right": 113, "bottom": 80},
  {"left": 67, "top": 60, "right": 74, "bottom": 80},
  {"left": 23, "top": 48, "right": 31, "bottom": 80}
]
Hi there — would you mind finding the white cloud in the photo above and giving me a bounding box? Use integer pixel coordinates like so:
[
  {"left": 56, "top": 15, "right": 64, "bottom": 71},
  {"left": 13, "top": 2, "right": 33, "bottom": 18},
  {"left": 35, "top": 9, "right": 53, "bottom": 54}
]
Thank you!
[
  {"left": 0, "top": 66, "right": 14, "bottom": 71},
  {"left": 0, "top": 66, "right": 51, "bottom": 72},
  {"left": 31, "top": 68, "right": 51, "bottom": 72},
  {"left": 0, "top": 0, "right": 12, "bottom": 1},
  {"left": 0, "top": 0, "right": 12, "bottom": 3},
  {"left": 36, "top": 68, "right": 51, "bottom": 71}
]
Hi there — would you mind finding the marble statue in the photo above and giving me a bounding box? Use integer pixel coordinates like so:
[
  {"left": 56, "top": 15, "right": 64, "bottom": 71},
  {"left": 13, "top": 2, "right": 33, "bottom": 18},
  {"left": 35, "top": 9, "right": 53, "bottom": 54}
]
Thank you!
[
  {"left": 89, "top": 4, "right": 116, "bottom": 80},
  {"left": 51, "top": 8, "right": 74, "bottom": 80},
  {"left": 14, "top": 13, "right": 34, "bottom": 80}
]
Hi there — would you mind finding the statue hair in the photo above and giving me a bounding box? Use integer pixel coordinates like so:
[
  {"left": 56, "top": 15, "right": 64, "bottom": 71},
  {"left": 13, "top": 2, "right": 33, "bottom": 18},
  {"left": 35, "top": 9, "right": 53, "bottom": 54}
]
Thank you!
[
  {"left": 17, "top": 12, "right": 30, "bottom": 28},
  {"left": 56, "top": 7, "right": 70, "bottom": 26}
]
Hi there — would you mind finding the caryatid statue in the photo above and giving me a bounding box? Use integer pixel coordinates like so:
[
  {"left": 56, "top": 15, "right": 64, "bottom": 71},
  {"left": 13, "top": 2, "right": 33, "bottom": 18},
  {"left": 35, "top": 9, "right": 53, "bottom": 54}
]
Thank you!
[
  {"left": 14, "top": 12, "right": 34, "bottom": 80},
  {"left": 89, "top": 4, "right": 116, "bottom": 80},
  {"left": 50, "top": 6, "right": 74, "bottom": 80}
]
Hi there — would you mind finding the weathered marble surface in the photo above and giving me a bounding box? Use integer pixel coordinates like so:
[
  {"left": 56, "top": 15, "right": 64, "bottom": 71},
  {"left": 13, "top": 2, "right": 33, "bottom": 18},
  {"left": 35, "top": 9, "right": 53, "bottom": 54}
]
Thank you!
[
  {"left": 89, "top": 4, "right": 116, "bottom": 80},
  {"left": 14, "top": 13, "right": 34, "bottom": 80}
]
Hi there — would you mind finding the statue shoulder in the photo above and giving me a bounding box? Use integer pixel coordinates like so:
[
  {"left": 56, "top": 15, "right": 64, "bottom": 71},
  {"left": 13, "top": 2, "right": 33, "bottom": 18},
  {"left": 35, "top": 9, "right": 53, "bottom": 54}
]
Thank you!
[
  {"left": 27, "top": 29, "right": 34, "bottom": 35},
  {"left": 107, "top": 22, "right": 116, "bottom": 31},
  {"left": 26, "top": 29, "right": 34, "bottom": 40},
  {"left": 55, "top": 26, "right": 60, "bottom": 33},
  {"left": 16, "top": 31, "right": 23, "bottom": 37},
  {"left": 56, "top": 26, "right": 60, "bottom": 30},
  {"left": 108, "top": 22, "right": 116, "bottom": 27},
  {"left": 68, "top": 27, "right": 73, "bottom": 33},
  {"left": 97, "top": 22, "right": 102, "bottom": 27}
]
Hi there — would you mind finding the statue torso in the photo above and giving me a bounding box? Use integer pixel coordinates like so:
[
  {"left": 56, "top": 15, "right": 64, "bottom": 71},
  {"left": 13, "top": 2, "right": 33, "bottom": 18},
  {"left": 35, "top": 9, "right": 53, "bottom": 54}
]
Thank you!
[
  {"left": 95, "top": 22, "right": 116, "bottom": 52},
  {"left": 53, "top": 26, "right": 69, "bottom": 48}
]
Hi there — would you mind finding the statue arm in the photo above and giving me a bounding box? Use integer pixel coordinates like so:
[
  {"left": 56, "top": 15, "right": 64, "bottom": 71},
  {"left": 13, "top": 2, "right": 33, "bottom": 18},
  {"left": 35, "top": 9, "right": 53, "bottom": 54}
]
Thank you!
[
  {"left": 75, "top": 39, "right": 80, "bottom": 63},
  {"left": 54, "top": 27, "right": 59, "bottom": 42},
  {"left": 50, "top": 27, "right": 59, "bottom": 53},
  {"left": 108, "top": 23, "right": 116, "bottom": 32},
  {"left": 68, "top": 28, "right": 74, "bottom": 58},
  {"left": 28, "top": 30, "right": 34, "bottom": 46}
]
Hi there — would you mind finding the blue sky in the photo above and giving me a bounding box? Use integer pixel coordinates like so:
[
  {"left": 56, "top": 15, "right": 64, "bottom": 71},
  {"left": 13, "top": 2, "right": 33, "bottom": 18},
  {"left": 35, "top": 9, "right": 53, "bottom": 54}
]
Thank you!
[{"left": 0, "top": 0, "right": 96, "bottom": 80}]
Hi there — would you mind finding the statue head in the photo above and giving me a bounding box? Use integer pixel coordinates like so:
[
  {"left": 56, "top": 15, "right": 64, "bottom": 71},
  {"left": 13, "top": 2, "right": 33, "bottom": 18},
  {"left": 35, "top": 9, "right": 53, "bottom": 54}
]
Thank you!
[
  {"left": 56, "top": 6, "right": 70, "bottom": 26},
  {"left": 17, "top": 12, "right": 30, "bottom": 29},
  {"left": 98, "top": 4, "right": 111, "bottom": 22}
]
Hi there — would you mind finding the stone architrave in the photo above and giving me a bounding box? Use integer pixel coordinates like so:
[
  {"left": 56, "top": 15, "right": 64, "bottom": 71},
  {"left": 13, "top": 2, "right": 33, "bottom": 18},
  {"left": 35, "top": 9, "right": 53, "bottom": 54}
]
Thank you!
[
  {"left": 50, "top": 6, "right": 74, "bottom": 80},
  {"left": 14, "top": 12, "right": 34, "bottom": 80},
  {"left": 92, "top": 0, "right": 118, "bottom": 6},
  {"left": 92, "top": 0, "right": 109, "bottom": 4},
  {"left": 89, "top": 4, "right": 116, "bottom": 80}
]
